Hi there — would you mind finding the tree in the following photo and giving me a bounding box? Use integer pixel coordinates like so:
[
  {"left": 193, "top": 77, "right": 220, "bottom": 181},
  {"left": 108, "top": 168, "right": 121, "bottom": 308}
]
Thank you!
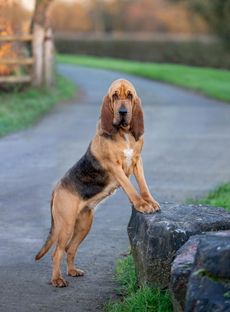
[
  {"left": 32, "top": 0, "right": 55, "bottom": 87},
  {"left": 172, "top": 0, "right": 230, "bottom": 41}
]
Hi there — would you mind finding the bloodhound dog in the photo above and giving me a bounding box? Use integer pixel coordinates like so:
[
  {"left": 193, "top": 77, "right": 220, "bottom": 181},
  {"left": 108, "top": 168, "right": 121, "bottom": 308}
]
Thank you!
[{"left": 35, "top": 79, "right": 160, "bottom": 287}]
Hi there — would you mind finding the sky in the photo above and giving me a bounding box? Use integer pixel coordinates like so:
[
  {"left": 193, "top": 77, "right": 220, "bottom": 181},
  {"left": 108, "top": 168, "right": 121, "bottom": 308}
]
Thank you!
[
  {"left": 20, "top": 0, "right": 80, "bottom": 11},
  {"left": 20, "top": 0, "right": 35, "bottom": 11}
]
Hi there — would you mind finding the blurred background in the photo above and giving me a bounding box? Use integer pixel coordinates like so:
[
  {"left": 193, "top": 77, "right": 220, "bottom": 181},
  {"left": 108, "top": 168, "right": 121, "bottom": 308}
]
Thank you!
[
  {"left": 0, "top": 3, "right": 230, "bottom": 311},
  {"left": 0, "top": 0, "right": 229, "bottom": 71}
]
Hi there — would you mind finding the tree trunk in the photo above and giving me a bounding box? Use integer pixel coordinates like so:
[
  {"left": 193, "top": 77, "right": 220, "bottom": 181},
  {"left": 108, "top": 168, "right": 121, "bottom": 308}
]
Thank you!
[
  {"left": 32, "top": 23, "right": 45, "bottom": 87},
  {"left": 31, "top": 0, "right": 54, "bottom": 87},
  {"left": 44, "top": 27, "right": 55, "bottom": 87}
]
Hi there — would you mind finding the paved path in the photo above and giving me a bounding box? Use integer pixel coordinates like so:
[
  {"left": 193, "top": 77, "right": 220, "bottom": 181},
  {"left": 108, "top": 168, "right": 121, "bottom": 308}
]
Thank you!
[{"left": 0, "top": 64, "right": 230, "bottom": 312}]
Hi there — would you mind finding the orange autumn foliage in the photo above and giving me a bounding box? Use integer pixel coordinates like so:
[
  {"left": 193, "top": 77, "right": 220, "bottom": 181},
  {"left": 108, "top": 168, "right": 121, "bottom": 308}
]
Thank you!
[{"left": 0, "top": 21, "right": 16, "bottom": 76}]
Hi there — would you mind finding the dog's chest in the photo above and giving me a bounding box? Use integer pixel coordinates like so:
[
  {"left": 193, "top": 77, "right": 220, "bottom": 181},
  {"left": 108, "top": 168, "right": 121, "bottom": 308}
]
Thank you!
[{"left": 123, "top": 134, "right": 134, "bottom": 168}]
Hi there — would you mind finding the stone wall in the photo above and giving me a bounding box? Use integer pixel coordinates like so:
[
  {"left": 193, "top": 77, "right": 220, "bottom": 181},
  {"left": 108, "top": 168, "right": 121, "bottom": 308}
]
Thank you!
[{"left": 128, "top": 203, "right": 230, "bottom": 311}]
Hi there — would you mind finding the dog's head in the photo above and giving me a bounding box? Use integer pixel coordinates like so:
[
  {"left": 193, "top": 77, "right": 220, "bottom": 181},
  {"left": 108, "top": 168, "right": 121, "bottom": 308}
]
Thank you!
[{"left": 100, "top": 79, "right": 144, "bottom": 141}]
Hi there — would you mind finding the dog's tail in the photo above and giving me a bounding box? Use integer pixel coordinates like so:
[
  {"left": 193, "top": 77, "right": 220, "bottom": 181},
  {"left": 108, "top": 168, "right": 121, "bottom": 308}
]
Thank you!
[{"left": 35, "top": 192, "right": 56, "bottom": 261}]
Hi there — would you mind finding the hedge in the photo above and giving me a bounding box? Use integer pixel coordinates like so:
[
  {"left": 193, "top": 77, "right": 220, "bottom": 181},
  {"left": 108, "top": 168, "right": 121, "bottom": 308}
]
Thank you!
[{"left": 55, "top": 37, "right": 230, "bottom": 69}]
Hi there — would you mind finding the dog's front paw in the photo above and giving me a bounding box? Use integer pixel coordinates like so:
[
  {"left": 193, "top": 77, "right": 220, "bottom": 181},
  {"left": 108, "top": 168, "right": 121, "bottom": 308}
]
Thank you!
[
  {"left": 142, "top": 195, "right": 160, "bottom": 212},
  {"left": 134, "top": 198, "right": 160, "bottom": 213},
  {"left": 147, "top": 199, "right": 160, "bottom": 212},
  {"left": 134, "top": 199, "right": 154, "bottom": 213},
  {"left": 51, "top": 277, "right": 68, "bottom": 287},
  {"left": 68, "top": 268, "right": 85, "bottom": 277}
]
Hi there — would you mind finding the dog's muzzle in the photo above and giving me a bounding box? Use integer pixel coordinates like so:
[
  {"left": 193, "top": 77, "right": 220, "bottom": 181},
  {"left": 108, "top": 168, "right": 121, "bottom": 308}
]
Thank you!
[
  {"left": 119, "top": 106, "right": 128, "bottom": 126},
  {"left": 119, "top": 106, "right": 128, "bottom": 116},
  {"left": 113, "top": 105, "right": 130, "bottom": 127}
]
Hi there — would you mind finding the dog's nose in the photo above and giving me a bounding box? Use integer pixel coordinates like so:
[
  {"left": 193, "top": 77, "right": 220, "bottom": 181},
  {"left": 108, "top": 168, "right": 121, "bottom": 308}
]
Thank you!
[{"left": 119, "top": 106, "right": 127, "bottom": 116}]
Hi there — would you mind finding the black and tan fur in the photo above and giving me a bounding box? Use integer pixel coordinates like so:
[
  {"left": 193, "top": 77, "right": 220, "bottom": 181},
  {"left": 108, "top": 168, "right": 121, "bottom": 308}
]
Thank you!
[{"left": 35, "top": 79, "right": 160, "bottom": 287}]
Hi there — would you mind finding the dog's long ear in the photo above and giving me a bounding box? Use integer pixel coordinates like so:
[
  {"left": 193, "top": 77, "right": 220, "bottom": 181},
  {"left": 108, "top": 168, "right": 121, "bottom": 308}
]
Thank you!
[
  {"left": 100, "top": 95, "right": 114, "bottom": 136},
  {"left": 130, "top": 96, "right": 144, "bottom": 141}
]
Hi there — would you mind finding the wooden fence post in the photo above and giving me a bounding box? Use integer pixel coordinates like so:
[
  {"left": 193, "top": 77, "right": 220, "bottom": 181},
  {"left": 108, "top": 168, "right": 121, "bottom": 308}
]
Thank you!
[
  {"left": 0, "top": 34, "right": 33, "bottom": 84},
  {"left": 32, "top": 23, "right": 45, "bottom": 87}
]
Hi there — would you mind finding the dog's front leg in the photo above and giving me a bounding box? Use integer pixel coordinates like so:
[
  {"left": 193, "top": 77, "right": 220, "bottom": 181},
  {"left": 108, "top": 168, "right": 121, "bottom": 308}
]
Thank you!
[
  {"left": 109, "top": 165, "right": 153, "bottom": 213},
  {"left": 133, "top": 157, "right": 160, "bottom": 212}
]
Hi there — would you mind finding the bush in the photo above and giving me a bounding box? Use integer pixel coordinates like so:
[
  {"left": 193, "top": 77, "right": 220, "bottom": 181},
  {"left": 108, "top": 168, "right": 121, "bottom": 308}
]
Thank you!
[{"left": 55, "top": 37, "right": 230, "bottom": 69}]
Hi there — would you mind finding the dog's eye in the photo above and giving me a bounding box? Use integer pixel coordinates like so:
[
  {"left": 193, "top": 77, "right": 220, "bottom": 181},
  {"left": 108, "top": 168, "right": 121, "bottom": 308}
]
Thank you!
[
  {"left": 113, "top": 93, "right": 119, "bottom": 101},
  {"left": 127, "top": 92, "right": 133, "bottom": 100}
]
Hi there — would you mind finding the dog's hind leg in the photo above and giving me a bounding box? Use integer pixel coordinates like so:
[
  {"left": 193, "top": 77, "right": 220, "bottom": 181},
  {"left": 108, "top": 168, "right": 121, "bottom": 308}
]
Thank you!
[
  {"left": 66, "top": 207, "right": 93, "bottom": 277},
  {"left": 51, "top": 187, "right": 79, "bottom": 287},
  {"left": 51, "top": 227, "right": 74, "bottom": 287}
]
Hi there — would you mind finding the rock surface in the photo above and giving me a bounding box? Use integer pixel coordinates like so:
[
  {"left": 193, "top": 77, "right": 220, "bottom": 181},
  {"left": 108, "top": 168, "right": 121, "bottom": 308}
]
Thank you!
[
  {"left": 185, "top": 231, "right": 230, "bottom": 312},
  {"left": 170, "top": 231, "right": 230, "bottom": 312},
  {"left": 170, "top": 235, "right": 201, "bottom": 312},
  {"left": 127, "top": 203, "right": 230, "bottom": 289}
]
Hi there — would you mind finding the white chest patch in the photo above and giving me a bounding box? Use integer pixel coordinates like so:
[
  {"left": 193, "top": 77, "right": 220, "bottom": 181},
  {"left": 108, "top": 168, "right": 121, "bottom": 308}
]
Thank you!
[
  {"left": 123, "top": 133, "right": 133, "bottom": 167},
  {"left": 123, "top": 148, "right": 133, "bottom": 167}
]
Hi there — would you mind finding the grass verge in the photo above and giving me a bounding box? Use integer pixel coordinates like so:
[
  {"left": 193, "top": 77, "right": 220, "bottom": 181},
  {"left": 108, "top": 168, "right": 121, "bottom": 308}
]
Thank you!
[
  {"left": 0, "top": 75, "right": 76, "bottom": 137},
  {"left": 58, "top": 54, "right": 230, "bottom": 102},
  {"left": 189, "top": 183, "right": 230, "bottom": 212},
  {"left": 105, "top": 255, "right": 173, "bottom": 312}
]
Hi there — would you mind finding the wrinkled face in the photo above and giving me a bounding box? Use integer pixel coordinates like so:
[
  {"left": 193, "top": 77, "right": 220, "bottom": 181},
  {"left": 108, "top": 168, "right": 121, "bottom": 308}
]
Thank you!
[
  {"left": 108, "top": 79, "right": 136, "bottom": 129},
  {"left": 100, "top": 78, "right": 144, "bottom": 140}
]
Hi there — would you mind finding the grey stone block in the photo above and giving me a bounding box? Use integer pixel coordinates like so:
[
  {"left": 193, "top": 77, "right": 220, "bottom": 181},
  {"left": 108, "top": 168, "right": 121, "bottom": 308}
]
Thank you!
[
  {"left": 185, "top": 232, "right": 230, "bottom": 312},
  {"left": 170, "top": 235, "right": 201, "bottom": 312},
  {"left": 127, "top": 203, "right": 230, "bottom": 289},
  {"left": 170, "top": 231, "right": 230, "bottom": 312}
]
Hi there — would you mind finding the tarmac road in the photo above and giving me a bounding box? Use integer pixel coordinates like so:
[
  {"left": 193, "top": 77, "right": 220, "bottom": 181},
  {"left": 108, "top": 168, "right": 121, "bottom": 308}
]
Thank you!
[{"left": 0, "top": 64, "right": 230, "bottom": 311}]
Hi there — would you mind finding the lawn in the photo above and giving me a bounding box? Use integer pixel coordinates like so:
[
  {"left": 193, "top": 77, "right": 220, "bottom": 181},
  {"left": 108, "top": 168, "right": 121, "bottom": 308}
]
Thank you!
[
  {"left": 58, "top": 54, "right": 230, "bottom": 102},
  {"left": 189, "top": 183, "right": 230, "bottom": 212},
  {"left": 0, "top": 75, "right": 75, "bottom": 137},
  {"left": 106, "top": 255, "right": 172, "bottom": 312}
]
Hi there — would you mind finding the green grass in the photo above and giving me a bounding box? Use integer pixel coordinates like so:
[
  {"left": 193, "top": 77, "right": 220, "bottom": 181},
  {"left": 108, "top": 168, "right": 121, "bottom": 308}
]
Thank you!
[
  {"left": 0, "top": 75, "right": 76, "bottom": 137},
  {"left": 58, "top": 54, "right": 230, "bottom": 102},
  {"left": 105, "top": 255, "right": 173, "bottom": 312},
  {"left": 189, "top": 183, "right": 230, "bottom": 212}
]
